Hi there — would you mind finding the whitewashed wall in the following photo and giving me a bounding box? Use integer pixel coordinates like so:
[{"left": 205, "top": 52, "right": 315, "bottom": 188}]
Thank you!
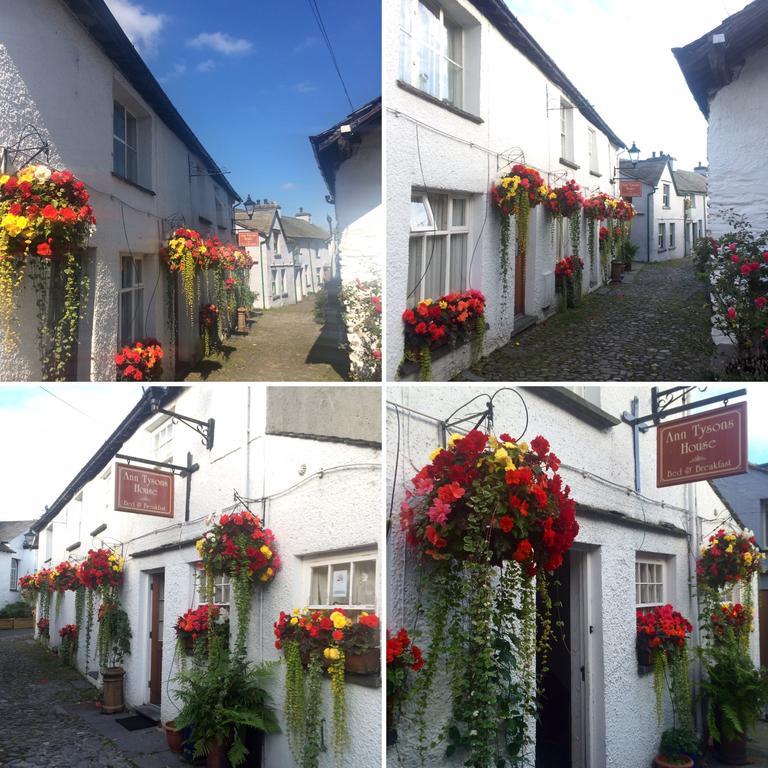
[
  {"left": 0, "top": 530, "right": 36, "bottom": 609},
  {"left": 0, "top": 0, "right": 236, "bottom": 380},
  {"left": 385, "top": 0, "right": 621, "bottom": 379},
  {"left": 386, "top": 385, "right": 744, "bottom": 768},
  {"left": 707, "top": 44, "right": 768, "bottom": 238},
  {"left": 36, "top": 385, "right": 382, "bottom": 767}
]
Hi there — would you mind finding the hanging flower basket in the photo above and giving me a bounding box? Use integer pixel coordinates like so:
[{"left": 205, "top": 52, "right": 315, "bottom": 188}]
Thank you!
[
  {"left": 401, "top": 290, "right": 486, "bottom": 381},
  {"left": 174, "top": 604, "right": 229, "bottom": 654},
  {"left": 0, "top": 164, "right": 96, "bottom": 378},
  {"left": 114, "top": 338, "right": 163, "bottom": 381},
  {"left": 697, "top": 530, "right": 762, "bottom": 590},
  {"left": 710, "top": 602, "right": 753, "bottom": 645},
  {"left": 492, "top": 164, "right": 549, "bottom": 298},
  {"left": 555, "top": 256, "right": 584, "bottom": 310},
  {"left": 199, "top": 303, "right": 220, "bottom": 358},
  {"left": 386, "top": 627, "right": 424, "bottom": 738}
]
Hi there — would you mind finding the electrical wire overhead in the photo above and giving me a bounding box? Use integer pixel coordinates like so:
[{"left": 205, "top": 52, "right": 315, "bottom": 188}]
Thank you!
[{"left": 306, "top": 0, "right": 354, "bottom": 112}]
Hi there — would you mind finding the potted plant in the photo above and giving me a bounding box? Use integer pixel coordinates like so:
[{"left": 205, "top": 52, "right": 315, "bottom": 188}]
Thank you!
[
  {"left": 699, "top": 641, "right": 768, "bottom": 765},
  {"left": 621, "top": 240, "right": 639, "bottom": 271},
  {"left": 174, "top": 639, "right": 281, "bottom": 767},
  {"left": 654, "top": 728, "right": 697, "bottom": 767},
  {"left": 97, "top": 597, "right": 132, "bottom": 714},
  {"left": 163, "top": 720, "right": 185, "bottom": 753},
  {"left": 175, "top": 604, "right": 230, "bottom": 656}
]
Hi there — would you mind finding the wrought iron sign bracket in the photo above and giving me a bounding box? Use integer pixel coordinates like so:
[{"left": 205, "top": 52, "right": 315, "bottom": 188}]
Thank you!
[
  {"left": 0, "top": 124, "right": 50, "bottom": 174},
  {"left": 496, "top": 147, "right": 526, "bottom": 173},
  {"left": 440, "top": 387, "right": 529, "bottom": 448},
  {"left": 621, "top": 386, "right": 747, "bottom": 428},
  {"left": 149, "top": 400, "right": 215, "bottom": 450}
]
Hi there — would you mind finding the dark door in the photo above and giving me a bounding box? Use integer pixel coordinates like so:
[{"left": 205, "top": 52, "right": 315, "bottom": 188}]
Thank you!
[
  {"left": 149, "top": 572, "right": 165, "bottom": 706},
  {"left": 514, "top": 241, "right": 526, "bottom": 315},
  {"left": 760, "top": 591, "right": 768, "bottom": 668}
]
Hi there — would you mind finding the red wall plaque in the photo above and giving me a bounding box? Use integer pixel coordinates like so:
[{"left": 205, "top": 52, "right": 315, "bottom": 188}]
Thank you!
[
  {"left": 656, "top": 402, "right": 748, "bottom": 487},
  {"left": 620, "top": 181, "right": 643, "bottom": 198},
  {"left": 115, "top": 463, "right": 175, "bottom": 517},
  {"left": 237, "top": 231, "right": 260, "bottom": 247}
]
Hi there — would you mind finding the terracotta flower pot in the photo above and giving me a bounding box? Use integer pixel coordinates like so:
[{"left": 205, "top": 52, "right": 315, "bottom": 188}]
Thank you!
[
  {"left": 101, "top": 666, "right": 125, "bottom": 714},
  {"left": 164, "top": 721, "right": 184, "bottom": 753},
  {"left": 345, "top": 648, "right": 381, "bottom": 675},
  {"left": 206, "top": 739, "right": 230, "bottom": 768},
  {"left": 654, "top": 756, "right": 693, "bottom": 768}
]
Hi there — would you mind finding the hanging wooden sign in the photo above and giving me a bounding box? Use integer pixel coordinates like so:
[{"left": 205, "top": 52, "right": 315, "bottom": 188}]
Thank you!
[
  {"left": 237, "top": 231, "right": 260, "bottom": 247},
  {"left": 115, "top": 462, "right": 175, "bottom": 517},
  {"left": 657, "top": 402, "right": 748, "bottom": 487}
]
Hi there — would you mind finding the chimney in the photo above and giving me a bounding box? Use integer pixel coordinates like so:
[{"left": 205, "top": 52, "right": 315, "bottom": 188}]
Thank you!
[
  {"left": 295, "top": 207, "right": 312, "bottom": 223},
  {"left": 652, "top": 152, "right": 656, "bottom": 158},
  {"left": 694, "top": 161, "right": 709, "bottom": 177}
]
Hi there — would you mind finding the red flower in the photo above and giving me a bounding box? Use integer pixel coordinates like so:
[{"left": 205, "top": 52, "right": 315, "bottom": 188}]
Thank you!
[
  {"left": 36, "top": 242, "right": 52, "bottom": 257},
  {"left": 498, "top": 515, "right": 515, "bottom": 533}
]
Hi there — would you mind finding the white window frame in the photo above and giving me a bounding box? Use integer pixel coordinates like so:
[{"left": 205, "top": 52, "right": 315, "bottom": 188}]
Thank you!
[
  {"left": 302, "top": 548, "right": 378, "bottom": 616},
  {"left": 10, "top": 558, "right": 19, "bottom": 591},
  {"left": 658, "top": 223, "right": 666, "bottom": 251},
  {"left": 689, "top": 194, "right": 696, "bottom": 210},
  {"left": 152, "top": 418, "right": 174, "bottom": 460},
  {"left": 400, "top": 0, "right": 464, "bottom": 109},
  {"left": 194, "top": 567, "right": 231, "bottom": 609},
  {"left": 635, "top": 557, "right": 666, "bottom": 609},
  {"left": 588, "top": 128, "right": 598, "bottom": 173},
  {"left": 669, "top": 223, "right": 675, "bottom": 249},
  {"left": 407, "top": 191, "right": 470, "bottom": 303},
  {"left": 113, "top": 100, "right": 139, "bottom": 183},
  {"left": 560, "top": 99, "right": 574, "bottom": 161},
  {"left": 119, "top": 253, "right": 144, "bottom": 344},
  {"left": 760, "top": 499, "right": 768, "bottom": 550},
  {"left": 662, "top": 184, "right": 670, "bottom": 208}
]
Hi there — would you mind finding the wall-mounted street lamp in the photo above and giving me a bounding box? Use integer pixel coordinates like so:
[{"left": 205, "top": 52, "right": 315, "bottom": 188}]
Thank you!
[
  {"left": 627, "top": 140, "right": 641, "bottom": 168},
  {"left": 149, "top": 397, "right": 215, "bottom": 450},
  {"left": 243, "top": 194, "right": 257, "bottom": 220},
  {"left": 23, "top": 529, "right": 37, "bottom": 549}
]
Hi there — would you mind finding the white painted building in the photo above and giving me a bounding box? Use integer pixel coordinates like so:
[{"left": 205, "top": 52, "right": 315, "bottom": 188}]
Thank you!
[
  {"left": 0, "top": 520, "right": 36, "bottom": 609},
  {"left": 282, "top": 209, "right": 333, "bottom": 301},
  {"left": 674, "top": 169, "right": 709, "bottom": 256},
  {"left": 385, "top": 0, "right": 625, "bottom": 381},
  {"left": 30, "top": 384, "right": 382, "bottom": 767},
  {"left": 387, "top": 385, "right": 757, "bottom": 768},
  {"left": 0, "top": 0, "right": 240, "bottom": 381},
  {"left": 674, "top": 0, "right": 768, "bottom": 238},
  {"left": 619, "top": 154, "right": 687, "bottom": 263}
]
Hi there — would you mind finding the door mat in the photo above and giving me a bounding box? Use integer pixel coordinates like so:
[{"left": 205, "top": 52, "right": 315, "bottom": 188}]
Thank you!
[{"left": 115, "top": 714, "right": 156, "bottom": 731}]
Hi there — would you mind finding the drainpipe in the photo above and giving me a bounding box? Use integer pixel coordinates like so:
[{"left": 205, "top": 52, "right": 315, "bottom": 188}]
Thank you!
[
  {"left": 259, "top": 240, "right": 266, "bottom": 310},
  {"left": 646, "top": 187, "right": 657, "bottom": 263}
]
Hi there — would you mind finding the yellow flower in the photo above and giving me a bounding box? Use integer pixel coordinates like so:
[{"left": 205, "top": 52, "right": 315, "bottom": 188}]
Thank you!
[
  {"left": 726, "top": 534, "right": 736, "bottom": 542},
  {"left": 518, "top": 442, "right": 529, "bottom": 454},
  {"left": 292, "top": 607, "right": 300, "bottom": 615},
  {"left": 505, "top": 460, "right": 516, "bottom": 471},
  {"left": 0, "top": 175, "right": 8, "bottom": 186},
  {"left": 726, "top": 544, "right": 734, "bottom": 554},
  {"left": 495, "top": 447, "right": 509, "bottom": 462},
  {"left": 447, "top": 433, "right": 463, "bottom": 447},
  {"left": 744, "top": 552, "right": 753, "bottom": 565},
  {"left": 439, "top": 300, "right": 448, "bottom": 309},
  {"left": 324, "top": 647, "right": 341, "bottom": 660},
  {"left": 2, "top": 214, "right": 28, "bottom": 237},
  {"left": 260, "top": 545, "right": 272, "bottom": 558},
  {"left": 429, "top": 447, "right": 442, "bottom": 461},
  {"left": 195, "top": 539, "right": 204, "bottom": 553},
  {"left": 330, "top": 610, "right": 347, "bottom": 630},
  {"left": 423, "top": 298, "right": 433, "bottom": 306},
  {"left": 290, "top": 617, "right": 298, "bottom": 625}
]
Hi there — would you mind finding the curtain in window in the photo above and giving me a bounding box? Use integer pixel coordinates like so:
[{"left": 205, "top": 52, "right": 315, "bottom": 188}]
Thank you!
[{"left": 449, "top": 233, "right": 468, "bottom": 293}]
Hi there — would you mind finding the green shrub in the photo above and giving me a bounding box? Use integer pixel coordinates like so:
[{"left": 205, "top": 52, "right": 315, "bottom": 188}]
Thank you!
[{"left": 0, "top": 601, "right": 32, "bottom": 618}]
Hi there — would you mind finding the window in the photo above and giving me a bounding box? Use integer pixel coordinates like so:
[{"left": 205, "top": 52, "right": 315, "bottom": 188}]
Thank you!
[
  {"left": 271, "top": 269, "right": 277, "bottom": 298},
  {"left": 698, "top": 219, "right": 703, "bottom": 237},
  {"left": 305, "top": 550, "right": 377, "bottom": 620},
  {"left": 636, "top": 558, "right": 665, "bottom": 608},
  {"left": 316, "top": 267, "right": 322, "bottom": 283},
  {"left": 658, "top": 223, "right": 666, "bottom": 251},
  {"left": 407, "top": 191, "right": 469, "bottom": 303},
  {"left": 153, "top": 419, "right": 174, "bottom": 459},
  {"left": 195, "top": 569, "right": 231, "bottom": 608},
  {"left": 113, "top": 101, "right": 138, "bottom": 183},
  {"left": 560, "top": 100, "right": 574, "bottom": 161},
  {"left": 588, "top": 128, "right": 598, "bottom": 173},
  {"left": 10, "top": 558, "right": 19, "bottom": 591},
  {"left": 662, "top": 184, "right": 670, "bottom": 207},
  {"left": 689, "top": 194, "right": 696, "bottom": 209},
  {"left": 669, "top": 223, "right": 675, "bottom": 249},
  {"left": 119, "top": 254, "right": 144, "bottom": 344},
  {"left": 400, "top": 0, "right": 464, "bottom": 109},
  {"left": 761, "top": 499, "right": 768, "bottom": 550}
]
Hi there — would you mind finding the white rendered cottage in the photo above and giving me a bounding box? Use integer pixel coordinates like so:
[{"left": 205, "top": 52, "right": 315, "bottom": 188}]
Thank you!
[
  {"left": 385, "top": 0, "right": 625, "bottom": 381},
  {"left": 29, "top": 384, "right": 382, "bottom": 767},
  {"left": 0, "top": 0, "right": 239, "bottom": 381},
  {"left": 0, "top": 520, "right": 36, "bottom": 610},
  {"left": 674, "top": 0, "right": 768, "bottom": 237},
  {"left": 386, "top": 385, "right": 758, "bottom": 768}
]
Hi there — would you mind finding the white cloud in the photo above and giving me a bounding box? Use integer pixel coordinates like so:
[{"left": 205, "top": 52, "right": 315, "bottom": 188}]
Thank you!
[
  {"left": 0, "top": 386, "right": 145, "bottom": 522},
  {"left": 186, "top": 32, "right": 252, "bottom": 56},
  {"left": 282, "top": 182, "right": 297, "bottom": 190},
  {"left": 197, "top": 59, "right": 217, "bottom": 73},
  {"left": 104, "top": 0, "right": 166, "bottom": 56},
  {"left": 159, "top": 62, "right": 187, "bottom": 83},
  {"left": 292, "top": 36, "right": 320, "bottom": 56},
  {"left": 292, "top": 81, "right": 317, "bottom": 94},
  {"left": 507, "top": 0, "right": 754, "bottom": 172}
]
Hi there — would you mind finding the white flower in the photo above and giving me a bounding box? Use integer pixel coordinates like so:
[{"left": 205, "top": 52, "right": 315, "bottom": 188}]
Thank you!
[{"left": 34, "top": 165, "right": 51, "bottom": 182}]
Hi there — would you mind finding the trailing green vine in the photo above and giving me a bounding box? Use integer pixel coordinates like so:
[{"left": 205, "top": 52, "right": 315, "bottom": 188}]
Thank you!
[
  {"left": 232, "top": 570, "right": 253, "bottom": 659},
  {"left": 85, "top": 588, "right": 94, "bottom": 671},
  {"left": 304, "top": 654, "right": 323, "bottom": 768},
  {"left": 328, "top": 652, "right": 348, "bottom": 760},
  {"left": 74, "top": 585, "right": 85, "bottom": 658},
  {"left": 283, "top": 639, "right": 306, "bottom": 761}
]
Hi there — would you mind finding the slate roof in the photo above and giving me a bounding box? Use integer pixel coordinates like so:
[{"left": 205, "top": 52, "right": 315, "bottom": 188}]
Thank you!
[
  {"left": 673, "top": 0, "right": 768, "bottom": 118},
  {"left": 619, "top": 158, "right": 672, "bottom": 188},
  {"left": 673, "top": 169, "right": 708, "bottom": 194},
  {"left": 0, "top": 543, "right": 15, "bottom": 554},
  {"left": 234, "top": 209, "right": 279, "bottom": 237},
  {"left": 467, "top": 0, "right": 625, "bottom": 148},
  {"left": 60, "top": 0, "right": 239, "bottom": 200},
  {"left": 282, "top": 217, "right": 330, "bottom": 241},
  {"left": 0, "top": 520, "right": 34, "bottom": 544}
]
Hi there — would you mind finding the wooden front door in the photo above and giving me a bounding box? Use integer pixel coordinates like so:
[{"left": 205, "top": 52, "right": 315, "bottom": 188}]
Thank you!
[
  {"left": 149, "top": 573, "right": 165, "bottom": 706},
  {"left": 515, "top": 242, "right": 526, "bottom": 315},
  {"left": 760, "top": 591, "right": 768, "bottom": 668}
]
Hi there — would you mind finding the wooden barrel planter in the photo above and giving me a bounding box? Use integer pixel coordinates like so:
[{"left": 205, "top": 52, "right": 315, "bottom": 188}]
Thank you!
[{"left": 101, "top": 667, "right": 126, "bottom": 714}]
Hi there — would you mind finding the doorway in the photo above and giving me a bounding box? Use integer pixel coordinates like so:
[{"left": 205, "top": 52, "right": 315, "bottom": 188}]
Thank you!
[
  {"left": 149, "top": 572, "right": 165, "bottom": 706},
  {"left": 536, "top": 549, "right": 592, "bottom": 768}
]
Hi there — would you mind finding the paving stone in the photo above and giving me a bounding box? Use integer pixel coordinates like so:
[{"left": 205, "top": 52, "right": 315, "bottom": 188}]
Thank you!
[{"left": 468, "top": 258, "right": 715, "bottom": 382}]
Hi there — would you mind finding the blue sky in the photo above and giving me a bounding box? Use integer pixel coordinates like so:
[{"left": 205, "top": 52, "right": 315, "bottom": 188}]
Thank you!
[{"left": 105, "top": 0, "right": 381, "bottom": 223}]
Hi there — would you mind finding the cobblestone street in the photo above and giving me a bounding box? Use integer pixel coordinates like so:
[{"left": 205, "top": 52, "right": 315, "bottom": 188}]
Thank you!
[
  {"left": 0, "top": 633, "right": 181, "bottom": 768},
  {"left": 182, "top": 290, "right": 348, "bottom": 382},
  {"left": 471, "top": 258, "right": 715, "bottom": 381}
]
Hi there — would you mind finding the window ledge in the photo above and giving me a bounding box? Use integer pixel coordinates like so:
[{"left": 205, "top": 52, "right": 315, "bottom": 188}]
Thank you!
[
  {"left": 396, "top": 80, "right": 483, "bottom": 124},
  {"left": 559, "top": 157, "right": 580, "bottom": 171},
  {"left": 112, "top": 172, "right": 155, "bottom": 196},
  {"left": 524, "top": 387, "right": 621, "bottom": 430},
  {"left": 589, "top": 170, "right": 602, "bottom": 178}
]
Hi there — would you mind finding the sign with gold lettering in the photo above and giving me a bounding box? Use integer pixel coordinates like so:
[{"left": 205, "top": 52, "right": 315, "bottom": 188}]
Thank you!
[
  {"left": 657, "top": 403, "right": 748, "bottom": 487},
  {"left": 115, "top": 463, "right": 174, "bottom": 517}
]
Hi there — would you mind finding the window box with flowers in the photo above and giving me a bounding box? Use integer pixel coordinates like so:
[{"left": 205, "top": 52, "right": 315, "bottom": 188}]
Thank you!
[{"left": 400, "top": 290, "right": 486, "bottom": 381}]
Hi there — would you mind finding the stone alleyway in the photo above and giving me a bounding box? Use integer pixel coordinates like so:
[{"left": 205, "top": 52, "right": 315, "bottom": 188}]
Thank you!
[
  {"left": 0, "top": 633, "right": 183, "bottom": 768},
  {"left": 470, "top": 258, "right": 715, "bottom": 381},
  {"left": 182, "top": 290, "right": 348, "bottom": 382}
]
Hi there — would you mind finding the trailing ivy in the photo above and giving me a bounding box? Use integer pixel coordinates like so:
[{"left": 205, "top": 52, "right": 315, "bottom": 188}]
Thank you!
[
  {"left": 74, "top": 585, "right": 85, "bottom": 660},
  {"left": 283, "top": 640, "right": 306, "bottom": 761},
  {"left": 232, "top": 570, "right": 253, "bottom": 659},
  {"left": 0, "top": 257, "right": 25, "bottom": 354},
  {"left": 85, "top": 588, "right": 95, "bottom": 671},
  {"left": 304, "top": 654, "right": 323, "bottom": 768},
  {"left": 328, "top": 652, "right": 348, "bottom": 760}
]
